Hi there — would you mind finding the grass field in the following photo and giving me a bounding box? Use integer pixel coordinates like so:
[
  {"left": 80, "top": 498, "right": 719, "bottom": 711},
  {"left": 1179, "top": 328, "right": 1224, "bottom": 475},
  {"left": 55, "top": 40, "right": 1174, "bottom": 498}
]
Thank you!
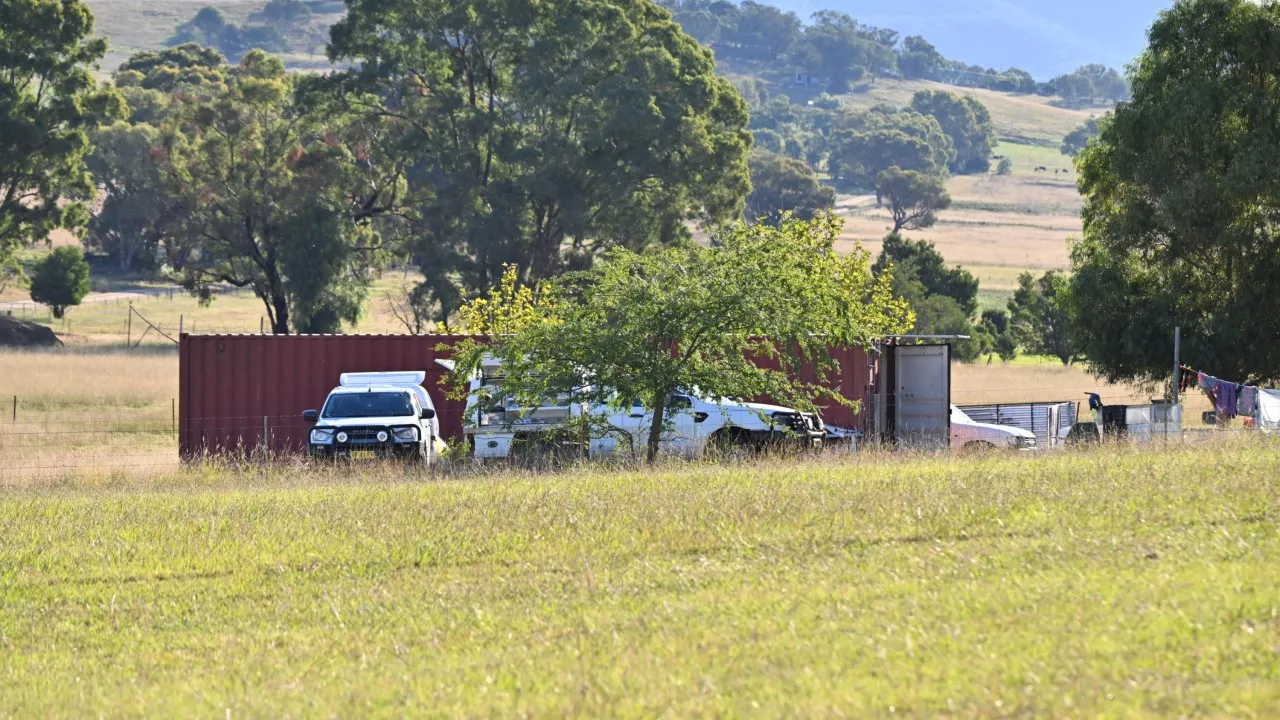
[{"left": 2, "top": 442, "right": 1279, "bottom": 716}]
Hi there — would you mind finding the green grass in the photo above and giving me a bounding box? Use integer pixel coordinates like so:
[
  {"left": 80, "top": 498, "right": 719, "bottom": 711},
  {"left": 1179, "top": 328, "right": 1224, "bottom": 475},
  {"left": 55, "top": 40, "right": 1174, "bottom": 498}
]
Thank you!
[{"left": 3, "top": 443, "right": 1280, "bottom": 716}]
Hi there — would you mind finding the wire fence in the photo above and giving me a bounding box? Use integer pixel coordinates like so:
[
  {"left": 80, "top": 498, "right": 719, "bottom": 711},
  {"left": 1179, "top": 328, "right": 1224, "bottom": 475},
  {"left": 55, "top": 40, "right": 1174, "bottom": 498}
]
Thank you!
[{"left": 0, "top": 401, "right": 1265, "bottom": 482}]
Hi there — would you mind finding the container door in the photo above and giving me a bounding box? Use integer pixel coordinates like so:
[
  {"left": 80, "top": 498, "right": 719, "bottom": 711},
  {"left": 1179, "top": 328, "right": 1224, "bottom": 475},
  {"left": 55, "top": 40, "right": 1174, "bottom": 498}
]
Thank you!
[{"left": 894, "top": 344, "right": 951, "bottom": 449}]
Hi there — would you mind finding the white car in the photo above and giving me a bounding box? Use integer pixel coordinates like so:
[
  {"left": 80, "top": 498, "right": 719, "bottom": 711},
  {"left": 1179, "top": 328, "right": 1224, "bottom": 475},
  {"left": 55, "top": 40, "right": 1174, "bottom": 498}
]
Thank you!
[
  {"left": 303, "top": 372, "right": 444, "bottom": 462},
  {"left": 459, "top": 358, "right": 823, "bottom": 459},
  {"left": 950, "top": 405, "right": 1037, "bottom": 451}
]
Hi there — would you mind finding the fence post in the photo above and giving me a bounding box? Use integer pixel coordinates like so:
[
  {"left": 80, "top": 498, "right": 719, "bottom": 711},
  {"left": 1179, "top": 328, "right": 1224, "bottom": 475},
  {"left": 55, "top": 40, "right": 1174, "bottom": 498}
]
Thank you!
[
  {"left": 261, "top": 415, "right": 269, "bottom": 480},
  {"left": 11, "top": 396, "right": 15, "bottom": 425},
  {"left": 126, "top": 302, "right": 132, "bottom": 350},
  {"left": 179, "top": 314, "right": 184, "bottom": 336}
]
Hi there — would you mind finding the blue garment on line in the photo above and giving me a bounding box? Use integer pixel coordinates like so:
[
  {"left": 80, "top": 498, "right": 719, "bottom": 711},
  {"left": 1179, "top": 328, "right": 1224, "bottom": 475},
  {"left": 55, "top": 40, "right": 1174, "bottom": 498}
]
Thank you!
[
  {"left": 1216, "top": 382, "right": 1239, "bottom": 418},
  {"left": 1240, "top": 386, "right": 1258, "bottom": 417}
]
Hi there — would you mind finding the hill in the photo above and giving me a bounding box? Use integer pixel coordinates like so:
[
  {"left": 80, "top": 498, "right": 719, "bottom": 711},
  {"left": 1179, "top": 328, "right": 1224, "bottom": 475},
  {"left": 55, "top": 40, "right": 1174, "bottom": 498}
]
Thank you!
[{"left": 763, "top": 0, "right": 1172, "bottom": 80}]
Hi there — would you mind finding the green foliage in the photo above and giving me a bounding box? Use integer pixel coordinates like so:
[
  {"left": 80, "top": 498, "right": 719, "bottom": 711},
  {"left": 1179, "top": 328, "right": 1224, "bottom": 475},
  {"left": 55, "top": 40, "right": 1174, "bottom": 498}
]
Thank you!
[
  {"left": 1008, "top": 271, "right": 1077, "bottom": 365},
  {"left": 114, "top": 44, "right": 227, "bottom": 95},
  {"left": 167, "top": 6, "right": 289, "bottom": 61},
  {"left": 162, "top": 50, "right": 404, "bottom": 333},
  {"left": 84, "top": 122, "right": 172, "bottom": 273},
  {"left": 873, "top": 233, "right": 978, "bottom": 318},
  {"left": 1050, "top": 64, "right": 1129, "bottom": 108},
  {"left": 1061, "top": 117, "right": 1101, "bottom": 157},
  {"left": 797, "top": 11, "right": 896, "bottom": 92},
  {"left": 875, "top": 166, "right": 951, "bottom": 234},
  {"left": 910, "top": 90, "right": 996, "bottom": 174},
  {"left": 450, "top": 214, "right": 912, "bottom": 462},
  {"left": 1072, "top": 0, "right": 1280, "bottom": 385},
  {"left": 746, "top": 151, "right": 835, "bottom": 226},
  {"left": 978, "top": 308, "right": 1018, "bottom": 362},
  {"left": 328, "top": 0, "right": 752, "bottom": 319},
  {"left": 29, "top": 246, "right": 90, "bottom": 318},
  {"left": 0, "top": 0, "right": 123, "bottom": 266},
  {"left": 996, "top": 157, "right": 1014, "bottom": 175},
  {"left": 899, "top": 36, "right": 944, "bottom": 80}
]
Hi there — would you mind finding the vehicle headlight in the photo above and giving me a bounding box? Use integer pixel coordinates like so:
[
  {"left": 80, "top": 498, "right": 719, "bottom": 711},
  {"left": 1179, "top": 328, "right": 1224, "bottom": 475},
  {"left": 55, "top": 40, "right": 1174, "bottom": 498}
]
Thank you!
[
  {"left": 376, "top": 430, "right": 389, "bottom": 443},
  {"left": 393, "top": 427, "right": 419, "bottom": 443},
  {"left": 336, "top": 431, "right": 349, "bottom": 444},
  {"left": 310, "top": 428, "right": 334, "bottom": 444}
]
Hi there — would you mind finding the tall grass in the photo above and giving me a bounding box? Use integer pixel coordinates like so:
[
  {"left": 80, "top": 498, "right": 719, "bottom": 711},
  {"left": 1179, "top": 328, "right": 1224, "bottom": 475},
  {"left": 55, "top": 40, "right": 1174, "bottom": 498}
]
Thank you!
[{"left": 1, "top": 442, "right": 1278, "bottom": 716}]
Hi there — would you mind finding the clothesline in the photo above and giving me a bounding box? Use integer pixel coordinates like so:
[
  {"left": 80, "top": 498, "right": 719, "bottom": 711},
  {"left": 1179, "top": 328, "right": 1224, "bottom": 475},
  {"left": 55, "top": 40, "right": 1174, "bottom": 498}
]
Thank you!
[{"left": 1179, "top": 364, "right": 1280, "bottom": 432}]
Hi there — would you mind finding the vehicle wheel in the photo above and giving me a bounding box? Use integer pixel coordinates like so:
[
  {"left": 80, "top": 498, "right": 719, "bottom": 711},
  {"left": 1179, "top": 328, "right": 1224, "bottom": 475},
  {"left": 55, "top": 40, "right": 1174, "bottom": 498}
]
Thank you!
[
  {"left": 707, "top": 428, "right": 754, "bottom": 458},
  {"left": 961, "top": 440, "right": 997, "bottom": 454}
]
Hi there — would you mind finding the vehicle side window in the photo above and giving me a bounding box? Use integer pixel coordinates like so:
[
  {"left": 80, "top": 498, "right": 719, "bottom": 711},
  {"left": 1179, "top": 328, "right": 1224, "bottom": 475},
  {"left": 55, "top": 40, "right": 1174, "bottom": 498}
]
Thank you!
[{"left": 668, "top": 394, "right": 693, "bottom": 410}]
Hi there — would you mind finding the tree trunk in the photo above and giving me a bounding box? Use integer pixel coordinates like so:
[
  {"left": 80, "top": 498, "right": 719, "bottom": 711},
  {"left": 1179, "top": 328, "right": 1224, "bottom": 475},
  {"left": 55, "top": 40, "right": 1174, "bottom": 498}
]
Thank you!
[
  {"left": 271, "top": 293, "right": 290, "bottom": 334},
  {"left": 645, "top": 392, "right": 667, "bottom": 465}
]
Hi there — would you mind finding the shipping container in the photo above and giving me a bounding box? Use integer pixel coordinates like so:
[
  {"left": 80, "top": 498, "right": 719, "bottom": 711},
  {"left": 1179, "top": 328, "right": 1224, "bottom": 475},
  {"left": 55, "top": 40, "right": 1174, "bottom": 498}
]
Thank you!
[{"left": 179, "top": 334, "right": 879, "bottom": 458}]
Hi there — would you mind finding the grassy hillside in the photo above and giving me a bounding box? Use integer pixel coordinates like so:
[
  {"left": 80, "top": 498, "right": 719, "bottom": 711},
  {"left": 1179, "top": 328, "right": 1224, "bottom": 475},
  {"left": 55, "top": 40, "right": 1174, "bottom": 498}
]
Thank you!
[{"left": 2, "top": 441, "right": 1277, "bottom": 715}]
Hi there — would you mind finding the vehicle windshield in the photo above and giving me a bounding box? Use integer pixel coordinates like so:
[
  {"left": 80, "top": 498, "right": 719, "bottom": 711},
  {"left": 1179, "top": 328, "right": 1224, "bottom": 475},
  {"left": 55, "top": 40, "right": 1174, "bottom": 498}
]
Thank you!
[{"left": 323, "top": 391, "right": 414, "bottom": 419}]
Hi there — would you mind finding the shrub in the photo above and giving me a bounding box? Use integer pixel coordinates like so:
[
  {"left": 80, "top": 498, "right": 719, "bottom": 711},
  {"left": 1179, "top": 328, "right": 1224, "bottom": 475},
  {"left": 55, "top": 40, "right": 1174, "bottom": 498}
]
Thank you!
[{"left": 30, "top": 247, "right": 90, "bottom": 319}]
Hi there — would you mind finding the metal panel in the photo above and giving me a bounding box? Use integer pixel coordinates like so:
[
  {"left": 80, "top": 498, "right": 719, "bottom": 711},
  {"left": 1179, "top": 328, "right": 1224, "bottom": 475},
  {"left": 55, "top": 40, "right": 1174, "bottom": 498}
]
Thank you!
[
  {"left": 893, "top": 344, "right": 951, "bottom": 449},
  {"left": 179, "top": 335, "right": 877, "bottom": 457},
  {"left": 958, "top": 402, "right": 1078, "bottom": 448}
]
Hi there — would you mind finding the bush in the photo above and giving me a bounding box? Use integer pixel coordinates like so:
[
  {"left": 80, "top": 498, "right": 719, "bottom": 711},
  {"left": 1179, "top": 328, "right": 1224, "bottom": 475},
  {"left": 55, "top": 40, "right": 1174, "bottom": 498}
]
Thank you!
[
  {"left": 30, "top": 247, "right": 91, "bottom": 319},
  {"left": 997, "top": 157, "right": 1013, "bottom": 175}
]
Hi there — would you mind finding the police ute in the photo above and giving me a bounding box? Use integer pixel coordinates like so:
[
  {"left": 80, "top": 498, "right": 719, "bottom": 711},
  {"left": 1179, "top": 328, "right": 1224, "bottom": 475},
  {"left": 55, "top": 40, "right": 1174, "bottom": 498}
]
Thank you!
[{"left": 302, "top": 372, "right": 443, "bottom": 462}]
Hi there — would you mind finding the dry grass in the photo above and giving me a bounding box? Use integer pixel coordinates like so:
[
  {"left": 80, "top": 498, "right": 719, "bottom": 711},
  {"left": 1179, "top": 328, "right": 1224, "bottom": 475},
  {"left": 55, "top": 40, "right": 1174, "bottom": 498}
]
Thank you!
[
  {"left": 0, "top": 348, "right": 181, "bottom": 479},
  {"left": 840, "top": 79, "right": 1098, "bottom": 145},
  {"left": 1, "top": 272, "right": 429, "bottom": 345}
]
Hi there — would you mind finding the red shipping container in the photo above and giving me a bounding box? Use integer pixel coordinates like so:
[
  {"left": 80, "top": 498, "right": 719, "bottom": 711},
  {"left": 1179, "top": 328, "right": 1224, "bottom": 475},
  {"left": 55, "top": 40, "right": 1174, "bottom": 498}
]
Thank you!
[{"left": 179, "top": 334, "right": 877, "bottom": 457}]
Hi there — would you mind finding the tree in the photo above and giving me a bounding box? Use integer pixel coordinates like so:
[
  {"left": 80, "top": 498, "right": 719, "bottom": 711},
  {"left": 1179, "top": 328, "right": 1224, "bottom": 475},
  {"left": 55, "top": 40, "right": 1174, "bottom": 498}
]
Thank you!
[
  {"left": 162, "top": 51, "right": 405, "bottom": 333},
  {"left": 979, "top": 309, "right": 1018, "bottom": 363},
  {"left": 1008, "top": 271, "right": 1077, "bottom": 365},
  {"left": 449, "top": 214, "right": 912, "bottom": 463},
  {"left": 997, "top": 157, "right": 1013, "bottom": 175},
  {"left": 29, "top": 246, "right": 90, "bottom": 318},
  {"left": 910, "top": 90, "right": 996, "bottom": 174},
  {"left": 1, "top": 0, "right": 123, "bottom": 268},
  {"left": 746, "top": 151, "right": 835, "bottom": 226},
  {"left": 1072, "top": 0, "right": 1280, "bottom": 385},
  {"left": 872, "top": 233, "right": 978, "bottom": 317},
  {"left": 327, "top": 0, "right": 751, "bottom": 321},
  {"left": 832, "top": 130, "right": 934, "bottom": 189},
  {"left": 875, "top": 166, "right": 951, "bottom": 234},
  {"left": 721, "top": 1, "right": 800, "bottom": 60},
  {"left": 899, "top": 36, "right": 944, "bottom": 81},
  {"left": 799, "top": 11, "right": 880, "bottom": 93},
  {"left": 1051, "top": 64, "right": 1129, "bottom": 107},
  {"left": 167, "top": 6, "right": 288, "bottom": 61},
  {"left": 1061, "top": 117, "right": 1101, "bottom": 157},
  {"left": 84, "top": 122, "right": 173, "bottom": 272}
]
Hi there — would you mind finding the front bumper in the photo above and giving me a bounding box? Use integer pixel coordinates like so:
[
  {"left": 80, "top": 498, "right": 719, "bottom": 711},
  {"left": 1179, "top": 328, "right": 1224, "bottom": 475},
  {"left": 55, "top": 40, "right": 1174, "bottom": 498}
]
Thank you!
[{"left": 309, "top": 438, "right": 426, "bottom": 460}]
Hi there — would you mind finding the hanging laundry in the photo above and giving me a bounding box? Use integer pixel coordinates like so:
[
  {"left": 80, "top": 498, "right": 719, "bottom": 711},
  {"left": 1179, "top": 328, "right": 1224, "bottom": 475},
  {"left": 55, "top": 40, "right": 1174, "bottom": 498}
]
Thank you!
[
  {"left": 1180, "top": 371, "right": 1195, "bottom": 395},
  {"left": 1240, "top": 386, "right": 1258, "bottom": 417},
  {"left": 1198, "top": 372, "right": 1218, "bottom": 392},
  {"left": 1215, "top": 382, "right": 1239, "bottom": 418},
  {"left": 1258, "top": 390, "right": 1280, "bottom": 434}
]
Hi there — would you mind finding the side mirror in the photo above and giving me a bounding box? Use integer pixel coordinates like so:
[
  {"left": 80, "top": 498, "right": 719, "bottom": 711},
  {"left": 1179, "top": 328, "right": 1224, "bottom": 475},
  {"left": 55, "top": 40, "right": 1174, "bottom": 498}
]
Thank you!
[
  {"left": 420, "top": 408, "right": 436, "bottom": 420},
  {"left": 302, "top": 410, "right": 319, "bottom": 423}
]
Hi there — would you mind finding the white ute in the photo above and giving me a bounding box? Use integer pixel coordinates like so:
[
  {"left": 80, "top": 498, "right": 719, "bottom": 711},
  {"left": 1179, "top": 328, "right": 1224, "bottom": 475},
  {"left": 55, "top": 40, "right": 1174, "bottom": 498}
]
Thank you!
[
  {"left": 302, "top": 372, "right": 443, "bottom": 462},
  {"left": 950, "top": 404, "right": 1036, "bottom": 451},
  {"left": 459, "top": 358, "right": 824, "bottom": 460}
]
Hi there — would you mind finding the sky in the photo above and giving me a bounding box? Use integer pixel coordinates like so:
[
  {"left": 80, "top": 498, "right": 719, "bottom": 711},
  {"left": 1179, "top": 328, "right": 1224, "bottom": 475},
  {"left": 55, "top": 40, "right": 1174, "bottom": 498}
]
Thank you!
[{"left": 769, "top": 0, "right": 1176, "bottom": 79}]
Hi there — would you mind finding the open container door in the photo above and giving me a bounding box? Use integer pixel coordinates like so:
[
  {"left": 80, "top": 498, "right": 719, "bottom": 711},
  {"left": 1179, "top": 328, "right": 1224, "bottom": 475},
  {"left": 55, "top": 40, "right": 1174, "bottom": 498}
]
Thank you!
[{"left": 893, "top": 344, "right": 952, "bottom": 449}]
